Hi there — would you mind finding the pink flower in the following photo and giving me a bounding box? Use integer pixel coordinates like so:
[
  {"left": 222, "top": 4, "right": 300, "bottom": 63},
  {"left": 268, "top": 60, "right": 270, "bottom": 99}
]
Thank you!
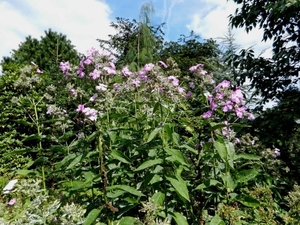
[
  {"left": 60, "top": 61, "right": 70, "bottom": 73},
  {"left": 159, "top": 61, "right": 168, "bottom": 68},
  {"left": 189, "top": 82, "right": 195, "bottom": 89},
  {"left": 143, "top": 63, "right": 154, "bottom": 71},
  {"left": 36, "top": 68, "right": 43, "bottom": 74},
  {"left": 96, "top": 84, "right": 107, "bottom": 91},
  {"left": 113, "top": 83, "right": 119, "bottom": 90},
  {"left": 70, "top": 89, "right": 77, "bottom": 95},
  {"left": 8, "top": 198, "right": 16, "bottom": 206},
  {"left": 76, "top": 104, "right": 85, "bottom": 112},
  {"left": 186, "top": 91, "right": 192, "bottom": 98},
  {"left": 248, "top": 113, "right": 255, "bottom": 120},
  {"left": 231, "top": 88, "right": 243, "bottom": 103},
  {"left": 103, "top": 66, "right": 116, "bottom": 75},
  {"left": 178, "top": 87, "right": 185, "bottom": 94},
  {"left": 168, "top": 76, "right": 179, "bottom": 86},
  {"left": 214, "top": 80, "right": 230, "bottom": 92},
  {"left": 84, "top": 56, "right": 93, "bottom": 65},
  {"left": 203, "top": 110, "right": 212, "bottom": 118},
  {"left": 189, "top": 63, "right": 204, "bottom": 72},
  {"left": 222, "top": 101, "right": 233, "bottom": 112},
  {"left": 235, "top": 106, "right": 246, "bottom": 118},
  {"left": 122, "top": 66, "right": 133, "bottom": 76},
  {"left": 132, "top": 79, "right": 140, "bottom": 87},
  {"left": 89, "top": 69, "right": 101, "bottom": 80},
  {"left": 90, "top": 93, "right": 98, "bottom": 102},
  {"left": 82, "top": 107, "right": 98, "bottom": 121}
]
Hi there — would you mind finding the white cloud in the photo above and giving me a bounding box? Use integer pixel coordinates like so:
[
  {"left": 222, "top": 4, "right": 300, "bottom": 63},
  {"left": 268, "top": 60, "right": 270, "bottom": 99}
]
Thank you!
[
  {"left": 0, "top": 0, "right": 114, "bottom": 62},
  {"left": 186, "top": 0, "right": 272, "bottom": 58}
]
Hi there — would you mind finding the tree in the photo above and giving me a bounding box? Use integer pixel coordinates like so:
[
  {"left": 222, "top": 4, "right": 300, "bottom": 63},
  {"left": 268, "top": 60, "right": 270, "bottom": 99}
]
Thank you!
[
  {"left": 228, "top": 0, "right": 300, "bottom": 105},
  {"left": 98, "top": 2, "right": 164, "bottom": 71},
  {"left": 1, "top": 28, "right": 81, "bottom": 74}
]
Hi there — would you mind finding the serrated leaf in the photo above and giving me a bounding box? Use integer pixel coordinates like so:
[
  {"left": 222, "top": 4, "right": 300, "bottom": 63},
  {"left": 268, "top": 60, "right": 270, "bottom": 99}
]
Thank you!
[
  {"left": 83, "top": 209, "right": 100, "bottom": 225},
  {"left": 135, "top": 159, "right": 163, "bottom": 172},
  {"left": 111, "top": 150, "right": 131, "bottom": 164}
]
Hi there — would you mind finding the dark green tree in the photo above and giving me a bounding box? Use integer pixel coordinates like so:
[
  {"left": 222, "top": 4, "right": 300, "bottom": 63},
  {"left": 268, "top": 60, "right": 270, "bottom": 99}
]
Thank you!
[
  {"left": 98, "top": 2, "right": 164, "bottom": 70},
  {"left": 1, "top": 28, "right": 81, "bottom": 74},
  {"left": 228, "top": 0, "right": 300, "bottom": 104}
]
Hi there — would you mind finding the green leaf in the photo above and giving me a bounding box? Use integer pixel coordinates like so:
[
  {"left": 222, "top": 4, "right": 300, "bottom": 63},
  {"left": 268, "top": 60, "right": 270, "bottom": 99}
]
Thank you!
[
  {"left": 235, "top": 154, "right": 261, "bottom": 160},
  {"left": 16, "top": 169, "right": 40, "bottom": 177},
  {"left": 236, "top": 169, "right": 259, "bottom": 183},
  {"left": 221, "top": 174, "right": 236, "bottom": 192},
  {"left": 235, "top": 194, "right": 260, "bottom": 207},
  {"left": 171, "top": 212, "right": 188, "bottom": 225},
  {"left": 166, "top": 176, "right": 190, "bottom": 202},
  {"left": 66, "top": 154, "right": 83, "bottom": 170},
  {"left": 111, "top": 150, "right": 132, "bottom": 164},
  {"left": 118, "top": 216, "right": 138, "bottom": 225},
  {"left": 165, "top": 148, "right": 188, "bottom": 166},
  {"left": 209, "top": 214, "right": 225, "bottom": 225},
  {"left": 83, "top": 209, "right": 100, "bottom": 225},
  {"left": 134, "top": 159, "right": 163, "bottom": 172},
  {"left": 107, "top": 185, "right": 145, "bottom": 197},
  {"left": 55, "top": 153, "right": 76, "bottom": 169},
  {"left": 22, "top": 134, "right": 42, "bottom": 142},
  {"left": 214, "top": 141, "right": 227, "bottom": 161},
  {"left": 180, "top": 144, "right": 197, "bottom": 154},
  {"left": 172, "top": 132, "right": 180, "bottom": 146},
  {"left": 151, "top": 191, "right": 165, "bottom": 206},
  {"left": 147, "top": 127, "right": 162, "bottom": 143}
]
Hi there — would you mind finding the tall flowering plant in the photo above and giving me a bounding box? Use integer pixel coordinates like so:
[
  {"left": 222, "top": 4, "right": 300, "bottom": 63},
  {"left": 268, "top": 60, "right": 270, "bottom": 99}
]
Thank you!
[{"left": 46, "top": 47, "right": 262, "bottom": 224}]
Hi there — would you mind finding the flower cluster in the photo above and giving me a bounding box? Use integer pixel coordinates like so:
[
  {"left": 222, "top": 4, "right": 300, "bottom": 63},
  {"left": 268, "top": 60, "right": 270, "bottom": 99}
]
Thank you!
[{"left": 203, "top": 80, "right": 254, "bottom": 120}]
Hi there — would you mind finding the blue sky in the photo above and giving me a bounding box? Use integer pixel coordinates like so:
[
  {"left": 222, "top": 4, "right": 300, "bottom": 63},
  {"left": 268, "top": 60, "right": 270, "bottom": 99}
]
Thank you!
[{"left": 0, "top": 0, "right": 272, "bottom": 61}]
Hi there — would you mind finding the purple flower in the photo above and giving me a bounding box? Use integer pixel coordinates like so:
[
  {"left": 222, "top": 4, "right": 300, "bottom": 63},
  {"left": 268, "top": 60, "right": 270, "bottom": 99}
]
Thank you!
[
  {"left": 168, "top": 76, "right": 179, "bottom": 86},
  {"left": 203, "top": 110, "right": 212, "bottom": 118},
  {"left": 96, "top": 84, "right": 107, "bottom": 91},
  {"left": 214, "top": 80, "right": 230, "bottom": 92},
  {"left": 248, "top": 113, "right": 255, "bottom": 120},
  {"left": 215, "top": 93, "right": 224, "bottom": 99},
  {"left": 186, "top": 91, "right": 192, "bottom": 98},
  {"left": 235, "top": 106, "right": 246, "bottom": 118},
  {"left": 60, "top": 61, "right": 70, "bottom": 73},
  {"left": 76, "top": 104, "right": 85, "bottom": 112},
  {"left": 82, "top": 107, "right": 98, "bottom": 121},
  {"left": 234, "top": 138, "right": 240, "bottom": 144},
  {"left": 84, "top": 56, "right": 93, "bottom": 65},
  {"left": 189, "top": 82, "right": 195, "bottom": 89},
  {"left": 90, "top": 93, "right": 98, "bottom": 102},
  {"left": 189, "top": 63, "right": 204, "bottom": 72},
  {"left": 103, "top": 66, "right": 116, "bottom": 75},
  {"left": 132, "top": 79, "right": 140, "bottom": 87},
  {"left": 222, "top": 101, "right": 233, "bottom": 112},
  {"left": 89, "top": 69, "right": 101, "bottom": 80},
  {"left": 46, "top": 106, "right": 55, "bottom": 115},
  {"left": 178, "top": 87, "right": 185, "bottom": 94},
  {"left": 159, "top": 61, "right": 168, "bottom": 68},
  {"left": 231, "top": 88, "right": 243, "bottom": 104},
  {"left": 143, "top": 63, "right": 154, "bottom": 72},
  {"left": 36, "top": 68, "right": 43, "bottom": 74},
  {"left": 122, "top": 66, "right": 133, "bottom": 76},
  {"left": 273, "top": 148, "right": 280, "bottom": 157},
  {"left": 8, "top": 198, "right": 16, "bottom": 206},
  {"left": 209, "top": 99, "right": 217, "bottom": 111},
  {"left": 70, "top": 89, "right": 77, "bottom": 95},
  {"left": 86, "top": 47, "right": 98, "bottom": 56},
  {"left": 113, "top": 83, "right": 119, "bottom": 90}
]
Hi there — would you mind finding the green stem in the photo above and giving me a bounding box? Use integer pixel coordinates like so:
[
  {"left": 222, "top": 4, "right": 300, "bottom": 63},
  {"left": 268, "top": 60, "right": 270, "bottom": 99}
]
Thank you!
[{"left": 33, "top": 98, "right": 46, "bottom": 190}]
